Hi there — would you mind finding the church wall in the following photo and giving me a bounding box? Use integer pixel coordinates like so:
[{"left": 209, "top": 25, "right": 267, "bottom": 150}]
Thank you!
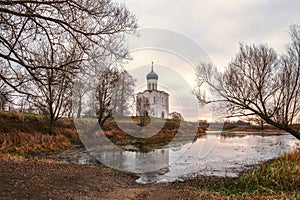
[{"left": 136, "top": 90, "right": 169, "bottom": 118}]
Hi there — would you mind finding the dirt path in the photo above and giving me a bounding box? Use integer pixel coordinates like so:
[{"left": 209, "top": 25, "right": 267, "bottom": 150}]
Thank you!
[{"left": 0, "top": 158, "right": 196, "bottom": 200}]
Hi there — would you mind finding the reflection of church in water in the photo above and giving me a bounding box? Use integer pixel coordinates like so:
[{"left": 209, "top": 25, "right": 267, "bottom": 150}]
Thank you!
[{"left": 136, "top": 63, "right": 169, "bottom": 118}]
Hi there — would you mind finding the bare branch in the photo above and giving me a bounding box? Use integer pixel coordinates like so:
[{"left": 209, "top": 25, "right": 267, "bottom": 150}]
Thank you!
[{"left": 195, "top": 26, "right": 300, "bottom": 139}]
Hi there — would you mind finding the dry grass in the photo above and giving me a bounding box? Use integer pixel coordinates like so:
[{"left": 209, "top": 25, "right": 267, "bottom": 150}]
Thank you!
[
  {"left": 0, "top": 132, "right": 71, "bottom": 155},
  {"left": 222, "top": 148, "right": 300, "bottom": 195},
  {"left": 186, "top": 148, "right": 300, "bottom": 199},
  {"left": 0, "top": 111, "right": 79, "bottom": 156}
]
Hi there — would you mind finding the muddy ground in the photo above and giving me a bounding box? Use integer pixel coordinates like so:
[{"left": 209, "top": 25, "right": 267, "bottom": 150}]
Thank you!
[
  {"left": 1, "top": 156, "right": 299, "bottom": 200},
  {"left": 0, "top": 157, "right": 200, "bottom": 200}
]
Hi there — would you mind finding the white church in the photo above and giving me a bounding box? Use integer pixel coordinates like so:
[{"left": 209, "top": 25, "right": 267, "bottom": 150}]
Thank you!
[{"left": 136, "top": 63, "right": 169, "bottom": 118}]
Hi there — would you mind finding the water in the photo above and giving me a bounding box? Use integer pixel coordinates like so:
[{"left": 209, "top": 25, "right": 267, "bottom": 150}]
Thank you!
[{"left": 53, "top": 132, "right": 300, "bottom": 184}]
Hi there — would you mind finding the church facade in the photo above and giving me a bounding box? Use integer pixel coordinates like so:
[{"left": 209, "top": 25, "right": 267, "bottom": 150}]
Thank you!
[{"left": 136, "top": 63, "right": 169, "bottom": 118}]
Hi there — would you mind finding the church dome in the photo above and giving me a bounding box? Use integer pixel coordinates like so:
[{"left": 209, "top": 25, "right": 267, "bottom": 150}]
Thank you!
[
  {"left": 146, "top": 69, "right": 158, "bottom": 80},
  {"left": 147, "top": 62, "right": 158, "bottom": 80}
]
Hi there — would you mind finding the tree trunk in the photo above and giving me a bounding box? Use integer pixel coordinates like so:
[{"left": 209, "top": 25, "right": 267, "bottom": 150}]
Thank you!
[
  {"left": 261, "top": 115, "right": 300, "bottom": 140},
  {"left": 281, "top": 126, "right": 300, "bottom": 140},
  {"left": 49, "top": 117, "right": 55, "bottom": 135},
  {"left": 77, "top": 97, "right": 82, "bottom": 118}
]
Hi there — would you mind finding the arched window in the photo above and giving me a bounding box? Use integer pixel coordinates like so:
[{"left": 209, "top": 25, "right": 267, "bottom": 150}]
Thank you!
[{"left": 153, "top": 96, "right": 156, "bottom": 104}]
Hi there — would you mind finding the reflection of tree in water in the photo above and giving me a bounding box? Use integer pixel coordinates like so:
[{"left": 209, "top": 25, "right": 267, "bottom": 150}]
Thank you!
[
  {"left": 94, "top": 117, "right": 202, "bottom": 152},
  {"left": 100, "top": 118, "right": 180, "bottom": 152}
]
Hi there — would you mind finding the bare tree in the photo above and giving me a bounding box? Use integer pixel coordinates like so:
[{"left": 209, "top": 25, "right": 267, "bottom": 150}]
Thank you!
[
  {"left": 112, "top": 70, "right": 136, "bottom": 116},
  {"left": 247, "top": 116, "right": 265, "bottom": 130},
  {"left": 0, "top": 0, "right": 137, "bottom": 93},
  {"left": 72, "top": 80, "right": 88, "bottom": 118},
  {"left": 195, "top": 25, "right": 300, "bottom": 140},
  {"left": 28, "top": 42, "right": 82, "bottom": 134},
  {"left": 0, "top": 0, "right": 137, "bottom": 134},
  {"left": 0, "top": 61, "right": 11, "bottom": 110},
  {"left": 94, "top": 67, "right": 135, "bottom": 126},
  {"left": 0, "top": 82, "right": 10, "bottom": 110}
]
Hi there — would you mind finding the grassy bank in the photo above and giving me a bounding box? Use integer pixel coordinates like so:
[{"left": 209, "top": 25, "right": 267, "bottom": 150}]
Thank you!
[
  {"left": 185, "top": 148, "right": 300, "bottom": 199},
  {"left": 222, "top": 148, "right": 300, "bottom": 197},
  {"left": 0, "top": 111, "right": 80, "bottom": 157},
  {"left": 0, "top": 111, "right": 203, "bottom": 155}
]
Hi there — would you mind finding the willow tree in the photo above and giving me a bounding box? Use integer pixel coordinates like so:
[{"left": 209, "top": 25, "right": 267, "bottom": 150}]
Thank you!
[{"left": 195, "top": 25, "right": 300, "bottom": 140}]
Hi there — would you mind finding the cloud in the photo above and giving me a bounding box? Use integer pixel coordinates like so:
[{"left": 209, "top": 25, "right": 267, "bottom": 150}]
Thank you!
[{"left": 120, "top": 0, "right": 300, "bottom": 66}]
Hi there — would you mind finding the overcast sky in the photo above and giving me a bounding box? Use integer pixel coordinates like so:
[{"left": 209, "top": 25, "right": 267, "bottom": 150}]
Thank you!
[
  {"left": 119, "top": 0, "right": 299, "bottom": 66},
  {"left": 116, "top": 0, "right": 300, "bottom": 121}
]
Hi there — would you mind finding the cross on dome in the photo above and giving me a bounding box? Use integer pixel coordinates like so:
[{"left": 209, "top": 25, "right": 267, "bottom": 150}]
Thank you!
[{"left": 146, "top": 62, "right": 158, "bottom": 80}]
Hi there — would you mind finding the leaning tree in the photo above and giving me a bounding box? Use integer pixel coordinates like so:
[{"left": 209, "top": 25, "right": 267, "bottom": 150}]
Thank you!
[{"left": 195, "top": 25, "right": 300, "bottom": 140}]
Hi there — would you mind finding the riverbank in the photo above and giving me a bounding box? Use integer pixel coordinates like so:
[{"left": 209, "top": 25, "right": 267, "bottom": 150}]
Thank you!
[
  {"left": 219, "top": 131, "right": 286, "bottom": 137},
  {"left": 0, "top": 111, "right": 204, "bottom": 155},
  {"left": 0, "top": 148, "right": 299, "bottom": 200},
  {"left": 0, "top": 111, "right": 80, "bottom": 157},
  {"left": 1, "top": 111, "right": 299, "bottom": 199}
]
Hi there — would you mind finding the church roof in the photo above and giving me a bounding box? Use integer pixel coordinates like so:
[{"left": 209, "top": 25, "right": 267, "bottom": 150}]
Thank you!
[
  {"left": 146, "top": 62, "right": 158, "bottom": 80},
  {"left": 146, "top": 69, "right": 158, "bottom": 80}
]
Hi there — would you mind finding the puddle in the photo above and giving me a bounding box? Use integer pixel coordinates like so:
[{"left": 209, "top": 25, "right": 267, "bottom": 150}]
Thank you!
[
  {"left": 52, "top": 133, "right": 299, "bottom": 184},
  {"left": 53, "top": 147, "right": 98, "bottom": 165}
]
